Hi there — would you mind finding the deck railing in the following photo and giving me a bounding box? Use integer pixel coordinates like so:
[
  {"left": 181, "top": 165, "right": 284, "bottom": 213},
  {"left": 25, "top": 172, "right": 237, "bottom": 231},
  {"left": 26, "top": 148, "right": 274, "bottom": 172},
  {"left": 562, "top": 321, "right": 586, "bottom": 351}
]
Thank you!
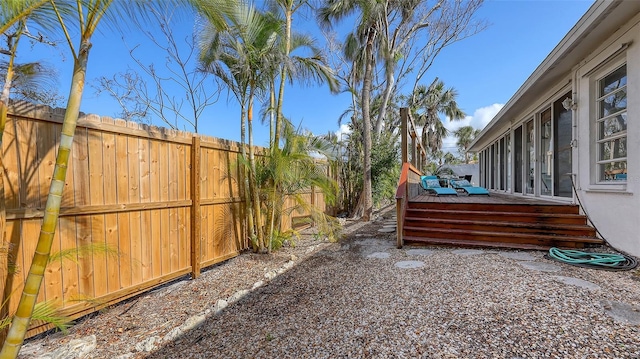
[
  {"left": 395, "top": 108, "right": 428, "bottom": 248},
  {"left": 395, "top": 163, "right": 423, "bottom": 248},
  {"left": 399, "top": 108, "right": 428, "bottom": 169}
]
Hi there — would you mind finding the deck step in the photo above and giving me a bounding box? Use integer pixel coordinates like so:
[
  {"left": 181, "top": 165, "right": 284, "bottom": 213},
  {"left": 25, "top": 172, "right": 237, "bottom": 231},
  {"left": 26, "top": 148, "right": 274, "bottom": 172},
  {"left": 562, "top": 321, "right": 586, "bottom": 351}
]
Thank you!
[
  {"left": 408, "top": 202, "right": 580, "bottom": 214},
  {"left": 403, "top": 226, "right": 603, "bottom": 247},
  {"left": 403, "top": 217, "right": 596, "bottom": 236},
  {"left": 405, "top": 208, "right": 587, "bottom": 225},
  {"left": 402, "top": 193, "right": 600, "bottom": 249},
  {"left": 402, "top": 236, "right": 571, "bottom": 250}
]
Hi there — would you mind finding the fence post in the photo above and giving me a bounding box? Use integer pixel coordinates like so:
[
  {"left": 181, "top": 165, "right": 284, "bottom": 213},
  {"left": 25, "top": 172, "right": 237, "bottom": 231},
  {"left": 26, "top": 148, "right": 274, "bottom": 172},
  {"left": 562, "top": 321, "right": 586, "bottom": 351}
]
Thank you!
[{"left": 190, "top": 136, "right": 202, "bottom": 279}]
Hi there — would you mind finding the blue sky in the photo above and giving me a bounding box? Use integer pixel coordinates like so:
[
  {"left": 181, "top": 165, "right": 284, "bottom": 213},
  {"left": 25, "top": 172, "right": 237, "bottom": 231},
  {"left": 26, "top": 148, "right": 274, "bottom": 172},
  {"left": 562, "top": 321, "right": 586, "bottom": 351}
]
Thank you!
[{"left": 17, "top": 0, "right": 594, "bottom": 153}]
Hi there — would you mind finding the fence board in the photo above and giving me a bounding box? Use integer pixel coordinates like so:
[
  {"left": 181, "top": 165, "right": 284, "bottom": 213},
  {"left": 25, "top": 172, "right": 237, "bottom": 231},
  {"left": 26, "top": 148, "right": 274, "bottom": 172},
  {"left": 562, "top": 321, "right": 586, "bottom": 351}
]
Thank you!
[
  {"left": 35, "top": 121, "right": 51, "bottom": 208},
  {"left": 139, "top": 139, "right": 152, "bottom": 281},
  {"left": 76, "top": 215, "right": 94, "bottom": 300},
  {"left": 21, "top": 219, "right": 44, "bottom": 304},
  {"left": 19, "top": 119, "right": 40, "bottom": 208},
  {"left": 3, "top": 221, "right": 22, "bottom": 311},
  {"left": 4, "top": 119, "right": 19, "bottom": 209},
  {"left": 179, "top": 207, "right": 189, "bottom": 270},
  {"left": 88, "top": 131, "right": 107, "bottom": 298},
  {"left": 73, "top": 126, "right": 94, "bottom": 299},
  {"left": 200, "top": 147, "right": 209, "bottom": 262},
  {"left": 158, "top": 141, "right": 170, "bottom": 275},
  {"left": 149, "top": 140, "right": 162, "bottom": 279},
  {"left": 104, "top": 213, "right": 120, "bottom": 293},
  {"left": 160, "top": 208, "right": 170, "bottom": 275},
  {"left": 168, "top": 143, "right": 180, "bottom": 272},
  {"left": 127, "top": 134, "right": 142, "bottom": 286},
  {"left": 72, "top": 127, "right": 90, "bottom": 207},
  {"left": 3, "top": 102, "right": 329, "bottom": 337},
  {"left": 36, "top": 120, "right": 63, "bottom": 305},
  {"left": 115, "top": 132, "right": 131, "bottom": 289},
  {"left": 58, "top": 216, "right": 78, "bottom": 304},
  {"left": 178, "top": 144, "right": 189, "bottom": 269}
]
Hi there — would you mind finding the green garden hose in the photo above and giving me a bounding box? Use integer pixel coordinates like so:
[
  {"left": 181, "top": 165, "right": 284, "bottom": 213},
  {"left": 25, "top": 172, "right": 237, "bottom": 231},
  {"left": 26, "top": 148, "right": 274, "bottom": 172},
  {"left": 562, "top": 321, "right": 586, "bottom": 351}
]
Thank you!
[{"left": 547, "top": 247, "right": 638, "bottom": 271}]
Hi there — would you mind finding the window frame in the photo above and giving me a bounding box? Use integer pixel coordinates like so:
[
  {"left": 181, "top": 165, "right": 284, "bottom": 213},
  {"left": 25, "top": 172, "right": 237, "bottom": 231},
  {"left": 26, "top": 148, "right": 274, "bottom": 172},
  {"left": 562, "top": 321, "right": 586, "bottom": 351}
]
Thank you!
[{"left": 594, "top": 62, "right": 628, "bottom": 184}]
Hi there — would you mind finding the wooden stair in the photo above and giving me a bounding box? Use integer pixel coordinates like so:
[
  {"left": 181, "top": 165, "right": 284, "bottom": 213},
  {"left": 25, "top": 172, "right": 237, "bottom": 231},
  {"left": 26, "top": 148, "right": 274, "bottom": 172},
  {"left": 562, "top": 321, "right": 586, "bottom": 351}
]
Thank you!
[{"left": 402, "top": 200, "right": 603, "bottom": 250}]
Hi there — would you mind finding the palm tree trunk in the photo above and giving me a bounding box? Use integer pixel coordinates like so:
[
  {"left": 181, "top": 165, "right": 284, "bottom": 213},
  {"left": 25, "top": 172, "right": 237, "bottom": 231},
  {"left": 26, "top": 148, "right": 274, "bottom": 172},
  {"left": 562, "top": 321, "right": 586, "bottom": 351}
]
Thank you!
[
  {"left": 360, "top": 30, "right": 374, "bottom": 222},
  {"left": 0, "top": 32, "right": 18, "bottom": 347},
  {"left": 240, "top": 104, "right": 256, "bottom": 251},
  {"left": 374, "top": 65, "right": 394, "bottom": 136},
  {"left": 273, "top": 7, "right": 292, "bottom": 148},
  {"left": 247, "top": 92, "right": 263, "bottom": 252},
  {"left": 0, "top": 41, "right": 91, "bottom": 359},
  {"left": 269, "top": 80, "right": 275, "bottom": 147},
  {"left": 266, "top": 83, "right": 277, "bottom": 253},
  {"left": 266, "top": 147, "right": 279, "bottom": 254}
]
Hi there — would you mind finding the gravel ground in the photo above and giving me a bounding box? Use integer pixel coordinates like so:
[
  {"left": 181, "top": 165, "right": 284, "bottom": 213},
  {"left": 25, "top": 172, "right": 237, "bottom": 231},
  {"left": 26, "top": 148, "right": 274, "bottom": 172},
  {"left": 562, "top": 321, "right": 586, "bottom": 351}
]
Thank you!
[{"left": 20, "top": 206, "right": 640, "bottom": 359}]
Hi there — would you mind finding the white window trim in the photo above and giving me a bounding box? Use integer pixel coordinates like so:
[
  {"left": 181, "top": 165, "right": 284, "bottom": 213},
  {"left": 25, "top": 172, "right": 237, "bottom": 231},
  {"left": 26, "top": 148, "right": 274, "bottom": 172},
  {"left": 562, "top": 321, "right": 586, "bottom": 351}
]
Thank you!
[{"left": 589, "top": 55, "right": 628, "bottom": 190}]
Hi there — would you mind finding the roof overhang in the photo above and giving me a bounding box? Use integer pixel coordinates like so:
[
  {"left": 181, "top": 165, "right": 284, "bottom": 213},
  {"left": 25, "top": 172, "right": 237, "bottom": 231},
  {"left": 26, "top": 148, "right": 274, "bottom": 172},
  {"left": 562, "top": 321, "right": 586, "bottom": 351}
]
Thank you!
[{"left": 469, "top": 0, "right": 640, "bottom": 152}]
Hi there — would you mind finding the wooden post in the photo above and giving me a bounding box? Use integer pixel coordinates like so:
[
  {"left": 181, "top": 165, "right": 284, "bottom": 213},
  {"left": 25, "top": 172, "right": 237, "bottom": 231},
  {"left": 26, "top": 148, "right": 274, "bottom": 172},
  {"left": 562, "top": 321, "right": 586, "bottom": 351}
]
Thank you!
[
  {"left": 400, "top": 108, "right": 408, "bottom": 163},
  {"left": 411, "top": 132, "right": 417, "bottom": 168},
  {"left": 190, "top": 136, "right": 202, "bottom": 279},
  {"left": 396, "top": 198, "right": 403, "bottom": 249}
]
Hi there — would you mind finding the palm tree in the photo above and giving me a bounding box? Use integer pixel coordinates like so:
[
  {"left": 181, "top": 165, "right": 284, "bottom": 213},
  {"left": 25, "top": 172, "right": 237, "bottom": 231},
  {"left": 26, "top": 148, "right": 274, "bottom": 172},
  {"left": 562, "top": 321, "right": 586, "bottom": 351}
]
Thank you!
[
  {"left": 259, "top": 1, "right": 338, "bottom": 241},
  {"left": 270, "top": 0, "right": 338, "bottom": 147},
  {"left": 1, "top": 1, "right": 73, "bottom": 348},
  {"left": 271, "top": 0, "right": 299, "bottom": 148},
  {"left": 200, "top": 1, "right": 282, "bottom": 252},
  {"left": 409, "top": 78, "right": 465, "bottom": 158},
  {"left": 0, "top": 1, "right": 210, "bottom": 356},
  {"left": 318, "top": 0, "right": 385, "bottom": 222},
  {"left": 443, "top": 151, "right": 458, "bottom": 165},
  {"left": 454, "top": 125, "right": 480, "bottom": 164},
  {"left": 257, "top": 119, "right": 339, "bottom": 252}
]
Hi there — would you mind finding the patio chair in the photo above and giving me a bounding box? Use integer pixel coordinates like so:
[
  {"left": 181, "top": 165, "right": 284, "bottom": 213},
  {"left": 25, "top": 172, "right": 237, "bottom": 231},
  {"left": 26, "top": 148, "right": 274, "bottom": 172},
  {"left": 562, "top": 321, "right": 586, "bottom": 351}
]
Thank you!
[
  {"left": 420, "top": 175, "right": 458, "bottom": 196},
  {"left": 449, "top": 178, "right": 490, "bottom": 196}
]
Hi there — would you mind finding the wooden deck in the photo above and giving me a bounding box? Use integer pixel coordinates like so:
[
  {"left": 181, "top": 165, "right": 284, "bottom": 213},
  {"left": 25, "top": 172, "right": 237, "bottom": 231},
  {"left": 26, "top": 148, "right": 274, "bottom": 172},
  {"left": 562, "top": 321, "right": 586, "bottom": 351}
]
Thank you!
[
  {"left": 412, "top": 191, "right": 570, "bottom": 205},
  {"left": 401, "top": 191, "right": 603, "bottom": 250}
]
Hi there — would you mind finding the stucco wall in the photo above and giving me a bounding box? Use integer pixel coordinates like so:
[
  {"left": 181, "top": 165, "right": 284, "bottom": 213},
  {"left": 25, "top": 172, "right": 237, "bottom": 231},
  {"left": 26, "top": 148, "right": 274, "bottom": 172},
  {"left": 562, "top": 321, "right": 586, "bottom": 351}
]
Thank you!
[{"left": 574, "top": 14, "right": 640, "bottom": 256}]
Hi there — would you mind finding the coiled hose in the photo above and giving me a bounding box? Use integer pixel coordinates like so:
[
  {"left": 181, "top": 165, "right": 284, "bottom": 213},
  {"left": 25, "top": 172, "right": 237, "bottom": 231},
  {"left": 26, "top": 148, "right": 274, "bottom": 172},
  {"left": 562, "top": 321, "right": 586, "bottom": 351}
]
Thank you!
[{"left": 547, "top": 247, "right": 638, "bottom": 271}]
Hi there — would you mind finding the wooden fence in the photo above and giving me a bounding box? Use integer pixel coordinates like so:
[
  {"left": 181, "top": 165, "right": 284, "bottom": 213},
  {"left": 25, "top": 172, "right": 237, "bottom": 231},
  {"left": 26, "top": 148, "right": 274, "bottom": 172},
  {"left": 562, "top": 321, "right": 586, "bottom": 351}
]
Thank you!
[{"left": 0, "top": 101, "right": 327, "bottom": 336}]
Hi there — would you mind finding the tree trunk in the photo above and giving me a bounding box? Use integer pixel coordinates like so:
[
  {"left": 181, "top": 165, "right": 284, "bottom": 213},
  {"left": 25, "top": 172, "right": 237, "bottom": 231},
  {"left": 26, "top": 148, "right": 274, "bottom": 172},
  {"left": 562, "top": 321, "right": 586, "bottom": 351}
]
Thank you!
[
  {"left": 240, "top": 104, "right": 256, "bottom": 251},
  {"left": 361, "top": 31, "right": 374, "bottom": 222},
  {"left": 273, "top": 7, "right": 292, "bottom": 148},
  {"left": 0, "top": 40, "right": 91, "bottom": 359},
  {"left": 349, "top": 189, "right": 365, "bottom": 220},
  {"left": 247, "top": 93, "right": 263, "bottom": 252},
  {"left": 374, "top": 65, "right": 395, "bottom": 136},
  {"left": 0, "top": 53, "right": 13, "bottom": 349},
  {"left": 269, "top": 81, "right": 275, "bottom": 147}
]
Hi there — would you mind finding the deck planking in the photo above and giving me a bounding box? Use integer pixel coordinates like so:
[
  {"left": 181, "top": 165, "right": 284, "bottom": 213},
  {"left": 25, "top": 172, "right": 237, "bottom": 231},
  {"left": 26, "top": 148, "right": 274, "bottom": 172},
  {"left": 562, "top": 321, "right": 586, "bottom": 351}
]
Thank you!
[{"left": 412, "top": 191, "right": 571, "bottom": 206}]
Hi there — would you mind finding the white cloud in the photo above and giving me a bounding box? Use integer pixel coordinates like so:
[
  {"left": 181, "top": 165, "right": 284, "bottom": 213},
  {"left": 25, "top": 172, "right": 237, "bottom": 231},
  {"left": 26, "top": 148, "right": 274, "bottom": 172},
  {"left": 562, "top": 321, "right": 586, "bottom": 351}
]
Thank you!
[
  {"left": 335, "top": 123, "right": 351, "bottom": 141},
  {"left": 441, "top": 103, "right": 504, "bottom": 155}
]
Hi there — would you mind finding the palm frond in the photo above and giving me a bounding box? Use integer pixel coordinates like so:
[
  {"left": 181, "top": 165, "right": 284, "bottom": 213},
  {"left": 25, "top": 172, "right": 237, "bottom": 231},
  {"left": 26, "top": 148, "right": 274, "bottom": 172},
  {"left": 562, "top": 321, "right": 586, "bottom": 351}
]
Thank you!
[
  {"left": 30, "top": 301, "right": 73, "bottom": 333},
  {"left": 48, "top": 242, "right": 119, "bottom": 265}
]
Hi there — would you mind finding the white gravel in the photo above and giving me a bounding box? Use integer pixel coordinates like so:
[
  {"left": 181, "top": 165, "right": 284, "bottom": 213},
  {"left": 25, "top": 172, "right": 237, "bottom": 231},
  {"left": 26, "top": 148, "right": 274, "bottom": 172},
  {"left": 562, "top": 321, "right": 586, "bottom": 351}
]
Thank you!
[
  {"left": 143, "top": 239, "right": 640, "bottom": 359},
  {"left": 20, "top": 210, "right": 640, "bottom": 359}
]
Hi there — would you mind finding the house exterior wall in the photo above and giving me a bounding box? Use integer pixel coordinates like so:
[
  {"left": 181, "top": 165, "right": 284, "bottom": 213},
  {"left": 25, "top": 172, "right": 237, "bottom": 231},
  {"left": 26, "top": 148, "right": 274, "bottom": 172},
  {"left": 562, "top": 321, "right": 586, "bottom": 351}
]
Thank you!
[
  {"left": 574, "top": 14, "right": 640, "bottom": 256},
  {"left": 474, "top": 10, "right": 640, "bottom": 256}
]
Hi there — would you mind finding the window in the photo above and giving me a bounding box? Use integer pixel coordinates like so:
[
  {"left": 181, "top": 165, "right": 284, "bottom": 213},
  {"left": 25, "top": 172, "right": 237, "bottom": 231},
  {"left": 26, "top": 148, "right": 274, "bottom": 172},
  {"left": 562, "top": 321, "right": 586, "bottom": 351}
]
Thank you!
[
  {"left": 506, "top": 133, "right": 511, "bottom": 192},
  {"left": 596, "top": 64, "right": 627, "bottom": 182},
  {"left": 525, "top": 119, "right": 535, "bottom": 194}
]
